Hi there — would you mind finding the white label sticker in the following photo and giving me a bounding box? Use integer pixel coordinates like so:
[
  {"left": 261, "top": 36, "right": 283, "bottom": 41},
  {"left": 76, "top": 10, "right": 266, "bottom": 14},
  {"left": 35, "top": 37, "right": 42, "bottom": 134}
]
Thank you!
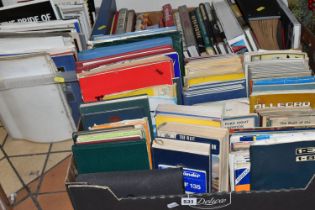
[{"left": 181, "top": 197, "right": 197, "bottom": 206}]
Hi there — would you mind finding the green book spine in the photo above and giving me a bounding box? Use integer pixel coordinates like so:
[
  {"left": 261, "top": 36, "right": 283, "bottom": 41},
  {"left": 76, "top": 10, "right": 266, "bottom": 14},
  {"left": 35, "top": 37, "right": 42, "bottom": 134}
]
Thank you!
[{"left": 195, "top": 8, "right": 215, "bottom": 55}]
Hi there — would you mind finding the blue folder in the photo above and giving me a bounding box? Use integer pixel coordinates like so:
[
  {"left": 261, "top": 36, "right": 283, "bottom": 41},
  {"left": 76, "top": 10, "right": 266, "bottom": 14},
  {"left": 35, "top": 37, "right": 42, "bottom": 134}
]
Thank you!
[
  {"left": 78, "top": 37, "right": 173, "bottom": 61},
  {"left": 52, "top": 54, "right": 82, "bottom": 125}
]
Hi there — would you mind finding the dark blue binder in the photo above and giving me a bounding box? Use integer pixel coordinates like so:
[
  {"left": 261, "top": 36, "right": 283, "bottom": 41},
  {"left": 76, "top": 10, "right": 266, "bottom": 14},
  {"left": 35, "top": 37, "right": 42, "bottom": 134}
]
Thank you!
[{"left": 251, "top": 140, "right": 315, "bottom": 191}]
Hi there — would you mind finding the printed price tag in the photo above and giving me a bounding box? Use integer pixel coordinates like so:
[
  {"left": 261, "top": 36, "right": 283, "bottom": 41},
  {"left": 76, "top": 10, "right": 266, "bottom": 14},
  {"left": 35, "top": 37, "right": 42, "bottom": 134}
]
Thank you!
[{"left": 181, "top": 197, "right": 197, "bottom": 206}]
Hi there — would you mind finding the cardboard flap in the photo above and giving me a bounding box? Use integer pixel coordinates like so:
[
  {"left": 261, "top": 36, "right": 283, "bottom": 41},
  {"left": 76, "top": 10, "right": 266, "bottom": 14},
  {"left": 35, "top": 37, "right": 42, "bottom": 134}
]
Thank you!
[
  {"left": 305, "top": 175, "right": 315, "bottom": 192},
  {"left": 68, "top": 185, "right": 120, "bottom": 210}
]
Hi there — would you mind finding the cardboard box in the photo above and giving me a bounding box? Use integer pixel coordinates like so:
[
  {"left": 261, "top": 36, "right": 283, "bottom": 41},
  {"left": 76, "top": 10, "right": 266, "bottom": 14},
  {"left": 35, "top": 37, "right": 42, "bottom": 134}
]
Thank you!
[
  {"left": 67, "top": 1, "right": 315, "bottom": 209},
  {"left": 66, "top": 157, "right": 315, "bottom": 210},
  {"left": 0, "top": 184, "right": 12, "bottom": 210}
]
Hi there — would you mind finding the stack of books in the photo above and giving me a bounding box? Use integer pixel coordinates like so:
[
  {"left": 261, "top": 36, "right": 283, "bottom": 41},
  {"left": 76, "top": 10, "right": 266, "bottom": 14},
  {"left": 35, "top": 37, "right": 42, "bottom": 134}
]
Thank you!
[
  {"left": 227, "top": 49, "right": 315, "bottom": 192},
  {"left": 246, "top": 50, "right": 314, "bottom": 113},
  {"left": 182, "top": 54, "right": 247, "bottom": 105},
  {"left": 154, "top": 104, "right": 229, "bottom": 192},
  {"left": 73, "top": 95, "right": 153, "bottom": 174},
  {"left": 0, "top": 0, "right": 94, "bottom": 142},
  {"left": 93, "top": 0, "right": 300, "bottom": 58},
  {"left": 229, "top": 127, "right": 315, "bottom": 192},
  {"left": 95, "top": 1, "right": 251, "bottom": 57}
]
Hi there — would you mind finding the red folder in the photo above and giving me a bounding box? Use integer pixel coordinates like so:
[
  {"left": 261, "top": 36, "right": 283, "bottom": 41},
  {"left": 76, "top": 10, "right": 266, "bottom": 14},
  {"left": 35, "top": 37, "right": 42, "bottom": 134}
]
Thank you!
[
  {"left": 76, "top": 45, "right": 174, "bottom": 73},
  {"left": 78, "top": 59, "right": 174, "bottom": 102}
]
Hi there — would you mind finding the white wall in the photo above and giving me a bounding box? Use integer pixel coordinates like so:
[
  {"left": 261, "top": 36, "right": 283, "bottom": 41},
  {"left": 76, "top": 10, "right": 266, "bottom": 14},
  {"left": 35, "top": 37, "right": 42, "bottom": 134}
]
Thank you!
[
  {"left": 1, "top": 0, "right": 289, "bottom": 13},
  {"left": 115, "top": 0, "right": 220, "bottom": 12}
]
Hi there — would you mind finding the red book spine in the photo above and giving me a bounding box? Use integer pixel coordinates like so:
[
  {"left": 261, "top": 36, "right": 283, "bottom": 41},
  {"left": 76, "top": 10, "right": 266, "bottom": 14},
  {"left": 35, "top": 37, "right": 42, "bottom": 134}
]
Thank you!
[
  {"left": 162, "top": 4, "right": 174, "bottom": 27},
  {"left": 110, "top": 12, "right": 119, "bottom": 34},
  {"left": 79, "top": 60, "right": 174, "bottom": 102}
]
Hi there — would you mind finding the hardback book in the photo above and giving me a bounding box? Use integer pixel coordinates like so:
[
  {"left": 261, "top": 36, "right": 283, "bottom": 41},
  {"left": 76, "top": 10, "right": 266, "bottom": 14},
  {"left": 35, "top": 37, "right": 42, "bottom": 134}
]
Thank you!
[
  {"left": 157, "top": 122, "right": 229, "bottom": 192},
  {"left": 229, "top": 2, "right": 247, "bottom": 27},
  {"left": 199, "top": 3, "right": 214, "bottom": 40},
  {"left": 115, "top": 8, "right": 128, "bottom": 34},
  {"left": 195, "top": 7, "right": 215, "bottom": 55},
  {"left": 276, "top": 0, "right": 301, "bottom": 49},
  {"left": 73, "top": 138, "right": 150, "bottom": 174},
  {"left": 235, "top": 0, "right": 282, "bottom": 21},
  {"left": 89, "top": 27, "right": 184, "bottom": 76},
  {"left": 173, "top": 11, "right": 188, "bottom": 58},
  {"left": 80, "top": 95, "right": 154, "bottom": 137},
  {"left": 76, "top": 44, "right": 174, "bottom": 72},
  {"left": 90, "top": 118, "right": 153, "bottom": 166},
  {"left": 243, "top": 27, "right": 258, "bottom": 51},
  {"left": 77, "top": 55, "right": 174, "bottom": 102},
  {"left": 250, "top": 138, "right": 315, "bottom": 191},
  {"left": 213, "top": 0, "right": 250, "bottom": 54},
  {"left": 189, "top": 10, "right": 206, "bottom": 54},
  {"left": 78, "top": 36, "right": 173, "bottom": 61},
  {"left": 91, "top": 0, "right": 116, "bottom": 36},
  {"left": 81, "top": 105, "right": 147, "bottom": 130},
  {"left": 152, "top": 138, "right": 212, "bottom": 193},
  {"left": 162, "top": 4, "right": 174, "bottom": 27},
  {"left": 0, "top": 0, "right": 59, "bottom": 24},
  {"left": 125, "top": 10, "right": 136, "bottom": 33},
  {"left": 178, "top": 5, "right": 199, "bottom": 57},
  {"left": 73, "top": 128, "right": 145, "bottom": 145},
  {"left": 204, "top": 2, "right": 225, "bottom": 51},
  {"left": 56, "top": 2, "right": 92, "bottom": 42},
  {"left": 235, "top": 0, "right": 282, "bottom": 50},
  {"left": 110, "top": 11, "right": 119, "bottom": 34},
  {"left": 73, "top": 124, "right": 152, "bottom": 168}
]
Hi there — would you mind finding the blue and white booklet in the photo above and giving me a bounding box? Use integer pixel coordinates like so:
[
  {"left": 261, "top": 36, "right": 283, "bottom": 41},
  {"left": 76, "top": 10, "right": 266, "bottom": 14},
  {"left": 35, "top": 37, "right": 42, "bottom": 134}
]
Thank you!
[{"left": 152, "top": 138, "right": 212, "bottom": 193}]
